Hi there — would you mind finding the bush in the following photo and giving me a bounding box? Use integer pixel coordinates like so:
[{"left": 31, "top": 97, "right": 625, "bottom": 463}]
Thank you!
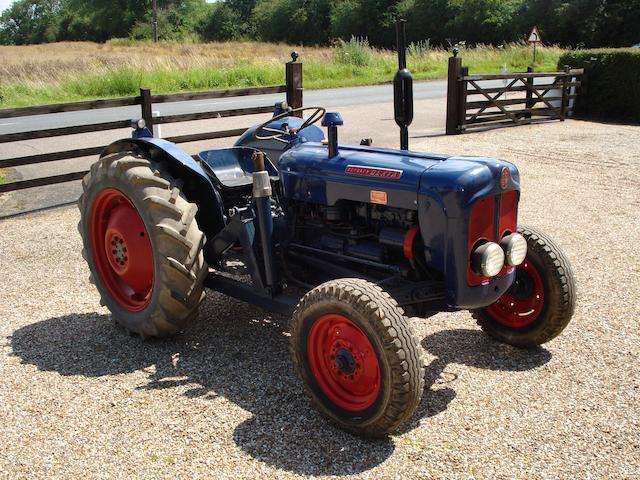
[
  {"left": 335, "top": 36, "right": 373, "bottom": 67},
  {"left": 559, "top": 49, "right": 640, "bottom": 123}
]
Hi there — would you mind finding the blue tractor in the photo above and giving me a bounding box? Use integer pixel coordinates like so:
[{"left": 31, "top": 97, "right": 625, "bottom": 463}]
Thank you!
[
  {"left": 78, "top": 103, "right": 575, "bottom": 436},
  {"left": 77, "top": 30, "right": 575, "bottom": 437}
]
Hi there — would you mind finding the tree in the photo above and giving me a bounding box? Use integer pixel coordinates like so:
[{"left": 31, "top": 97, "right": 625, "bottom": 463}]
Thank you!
[
  {"left": 56, "top": 0, "right": 147, "bottom": 42},
  {"left": 329, "top": 0, "right": 402, "bottom": 47},
  {"left": 0, "top": 0, "right": 61, "bottom": 44},
  {"left": 445, "top": 0, "right": 523, "bottom": 45},
  {"left": 198, "top": 2, "right": 246, "bottom": 41},
  {"left": 404, "top": 0, "right": 452, "bottom": 45},
  {"left": 130, "top": 0, "right": 209, "bottom": 41},
  {"left": 252, "top": 0, "right": 331, "bottom": 44}
]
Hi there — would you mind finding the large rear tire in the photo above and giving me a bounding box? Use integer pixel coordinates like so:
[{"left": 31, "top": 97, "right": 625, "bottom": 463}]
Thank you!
[
  {"left": 78, "top": 151, "right": 208, "bottom": 338},
  {"left": 290, "top": 278, "right": 425, "bottom": 437},
  {"left": 473, "top": 227, "right": 576, "bottom": 348}
]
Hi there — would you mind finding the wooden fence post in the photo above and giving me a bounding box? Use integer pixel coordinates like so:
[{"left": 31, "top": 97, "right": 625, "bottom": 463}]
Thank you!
[
  {"left": 140, "top": 88, "right": 154, "bottom": 131},
  {"left": 525, "top": 66, "right": 534, "bottom": 120},
  {"left": 579, "top": 58, "right": 595, "bottom": 118},
  {"left": 446, "top": 54, "right": 463, "bottom": 135},
  {"left": 286, "top": 51, "right": 303, "bottom": 118},
  {"left": 560, "top": 65, "right": 570, "bottom": 121},
  {"left": 458, "top": 66, "right": 468, "bottom": 132}
]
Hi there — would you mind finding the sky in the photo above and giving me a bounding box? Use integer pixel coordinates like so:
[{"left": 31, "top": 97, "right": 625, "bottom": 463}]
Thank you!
[{"left": 0, "top": 0, "right": 12, "bottom": 14}]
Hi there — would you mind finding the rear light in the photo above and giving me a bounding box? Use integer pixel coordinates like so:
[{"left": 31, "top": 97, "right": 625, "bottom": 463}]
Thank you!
[
  {"left": 500, "top": 167, "right": 510, "bottom": 189},
  {"left": 501, "top": 233, "right": 527, "bottom": 266},
  {"left": 471, "top": 242, "right": 505, "bottom": 277}
]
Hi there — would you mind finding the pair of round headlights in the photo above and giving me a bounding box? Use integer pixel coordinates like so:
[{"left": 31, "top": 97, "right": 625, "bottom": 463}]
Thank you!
[{"left": 472, "top": 233, "right": 528, "bottom": 278}]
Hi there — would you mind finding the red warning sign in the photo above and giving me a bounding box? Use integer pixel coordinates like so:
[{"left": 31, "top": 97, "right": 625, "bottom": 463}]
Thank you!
[{"left": 528, "top": 26, "right": 542, "bottom": 44}]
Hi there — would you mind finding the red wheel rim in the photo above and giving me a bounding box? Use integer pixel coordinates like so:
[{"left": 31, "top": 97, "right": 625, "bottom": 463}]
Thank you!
[
  {"left": 307, "top": 314, "right": 381, "bottom": 412},
  {"left": 90, "top": 188, "right": 154, "bottom": 311},
  {"left": 485, "top": 259, "right": 544, "bottom": 328}
]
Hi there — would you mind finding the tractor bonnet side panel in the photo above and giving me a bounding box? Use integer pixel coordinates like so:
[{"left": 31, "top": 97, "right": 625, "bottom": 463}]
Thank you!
[{"left": 278, "top": 143, "right": 446, "bottom": 209}]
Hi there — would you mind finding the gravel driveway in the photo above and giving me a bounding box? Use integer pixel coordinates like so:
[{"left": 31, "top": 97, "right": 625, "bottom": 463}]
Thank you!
[{"left": 0, "top": 119, "right": 638, "bottom": 479}]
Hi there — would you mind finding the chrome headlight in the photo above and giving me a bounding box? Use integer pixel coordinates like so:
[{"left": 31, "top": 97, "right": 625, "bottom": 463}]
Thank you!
[
  {"left": 130, "top": 118, "right": 146, "bottom": 130},
  {"left": 471, "top": 242, "right": 505, "bottom": 278},
  {"left": 501, "top": 233, "right": 527, "bottom": 266}
]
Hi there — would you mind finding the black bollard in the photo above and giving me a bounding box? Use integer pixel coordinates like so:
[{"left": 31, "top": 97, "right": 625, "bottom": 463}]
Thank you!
[{"left": 393, "top": 19, "right": 414, "bottom": 151}]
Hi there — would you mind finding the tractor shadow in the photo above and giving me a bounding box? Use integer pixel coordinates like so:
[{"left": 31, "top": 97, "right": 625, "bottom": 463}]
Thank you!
[
  {"left": 398, "top": 327, "right": 552, "bottom": 433},
  {"left": 9, "top": 298, "right": 551, "bottom": 476}
]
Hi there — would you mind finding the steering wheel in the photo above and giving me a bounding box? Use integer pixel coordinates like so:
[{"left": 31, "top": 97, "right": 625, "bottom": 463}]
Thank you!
[{"left": 252, "top": 106, "right": 326, "bottom": 144}]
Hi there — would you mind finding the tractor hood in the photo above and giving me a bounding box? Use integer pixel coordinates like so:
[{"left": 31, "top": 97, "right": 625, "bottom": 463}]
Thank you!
[{"left": 278, "top": 142, "right": 448, "bottom": 210}]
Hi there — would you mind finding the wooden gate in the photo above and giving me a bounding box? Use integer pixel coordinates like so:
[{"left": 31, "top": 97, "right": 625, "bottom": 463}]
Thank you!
[{"left": 446, "top": 55, "right": 584, "bottom": 134}]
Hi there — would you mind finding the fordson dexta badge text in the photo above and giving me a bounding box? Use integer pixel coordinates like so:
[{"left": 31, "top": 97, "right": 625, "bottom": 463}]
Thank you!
[{"left": 345, "top": 165, "right": 403, "bottom": 179}]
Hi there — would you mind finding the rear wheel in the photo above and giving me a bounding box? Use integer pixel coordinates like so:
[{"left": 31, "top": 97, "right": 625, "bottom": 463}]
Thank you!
[
  {"left": 290, "top": 279, "right": 424, "bottom": 437},
  {"left": 473, "top": 227, "right": 576, "bottom": 348},
  {"left": 78, "top": 151, "right": 208, "bottom": 337}
]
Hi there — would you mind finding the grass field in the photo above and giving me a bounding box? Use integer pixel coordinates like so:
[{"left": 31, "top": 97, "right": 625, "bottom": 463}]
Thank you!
[{"left": 0, "top": 39, "right": 565, "bottom": 108}]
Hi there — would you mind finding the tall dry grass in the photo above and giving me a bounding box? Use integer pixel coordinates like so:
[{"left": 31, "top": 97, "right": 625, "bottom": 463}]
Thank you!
[{"left": 0, "top": 40, "right": 565, "bottom": 108}]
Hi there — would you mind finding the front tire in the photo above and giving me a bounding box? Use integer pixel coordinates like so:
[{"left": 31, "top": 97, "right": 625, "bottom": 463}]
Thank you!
[
  {"left": 78, "top": 152, "right": 208, "bottom": 338},
  {"left": 473, "top": 227, "right": 576, "bottom": 348},
  {"left": 290, "top": 279, "right": 425, "bottom": 437}
]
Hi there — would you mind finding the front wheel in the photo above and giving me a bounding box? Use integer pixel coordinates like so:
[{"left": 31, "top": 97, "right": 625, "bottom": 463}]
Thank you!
[
  {"left": 473, "top": 227, "right": 576, "bottom": 348},
  {"left": 289, "top": 279, "right": 425, "bottom": 437}
]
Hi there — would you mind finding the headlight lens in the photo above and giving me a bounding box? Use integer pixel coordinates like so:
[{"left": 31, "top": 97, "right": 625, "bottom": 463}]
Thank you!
[
  {"left": 501, "top": 233, "right": 527, "bottom": 266},
  {"left": 472, "top": 242, "right": 505, "bottom": 278},
  {"left": 130, "top": 118, "right": 146, "bottom": 130}
]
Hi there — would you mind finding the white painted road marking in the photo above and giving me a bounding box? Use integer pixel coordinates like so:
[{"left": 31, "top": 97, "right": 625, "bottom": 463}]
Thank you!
[{"left": 0, "top": 122, "right": 16, "bottom": 126}]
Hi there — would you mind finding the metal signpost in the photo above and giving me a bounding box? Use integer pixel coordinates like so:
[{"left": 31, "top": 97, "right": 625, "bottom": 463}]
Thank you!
[{"left": 528, "top": 26, "right": 542, "bottom": 64}]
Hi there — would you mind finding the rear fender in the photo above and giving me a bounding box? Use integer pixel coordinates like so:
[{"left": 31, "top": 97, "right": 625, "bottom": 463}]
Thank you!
[{"left": 101, "top": 138, "right": 226, "bottom": 259}]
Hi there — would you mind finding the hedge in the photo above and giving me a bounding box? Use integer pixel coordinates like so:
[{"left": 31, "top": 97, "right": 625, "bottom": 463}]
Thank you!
[{"left": 559, "top": 49, "right": 640, "bottom": 123}]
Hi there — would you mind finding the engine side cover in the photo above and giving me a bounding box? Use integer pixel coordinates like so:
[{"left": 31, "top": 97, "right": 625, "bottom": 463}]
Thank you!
[{"left": 278, "top": 143, "right": 447, "bottom": 210}]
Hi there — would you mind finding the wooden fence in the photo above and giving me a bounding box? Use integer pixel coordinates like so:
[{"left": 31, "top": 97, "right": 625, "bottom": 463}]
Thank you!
[
  {"left": 446, "top": 55, "right": 584, "bottom": 134},
  {"left": 0, "top": 55, "right": 303, "bottom": 194}
]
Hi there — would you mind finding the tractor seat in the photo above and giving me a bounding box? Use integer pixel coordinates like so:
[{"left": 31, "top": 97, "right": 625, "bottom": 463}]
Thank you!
[{"left": 198, "top": 147, "right": 279, "bottom": 192}]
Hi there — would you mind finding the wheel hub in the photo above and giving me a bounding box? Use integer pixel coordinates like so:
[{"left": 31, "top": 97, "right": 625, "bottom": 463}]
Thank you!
[
  {"left": 307, "top": 314, "right": 380, "bottom": 411},
  {"left": 334, "top": 347, "right": 357, "bottom": 375},
  {"left": 510, "top": 268, "right": 535, "bottom": 300},
  {"left": 108, "top": 234, "right": 128, "bottom": 268},
  {"left": 485, "top": 259, "right": 545, "bottom": 328},
  {"left": 90, "top": 189, "right": 154, "bottom": 311}
]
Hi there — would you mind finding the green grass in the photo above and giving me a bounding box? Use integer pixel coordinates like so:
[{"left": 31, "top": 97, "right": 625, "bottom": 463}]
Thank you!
[
  {"left": 0, "top": 168, "right": 7, "bottom": 185},
  {"left": 0, "top": 41, "right": 565, "bottom": 108}
]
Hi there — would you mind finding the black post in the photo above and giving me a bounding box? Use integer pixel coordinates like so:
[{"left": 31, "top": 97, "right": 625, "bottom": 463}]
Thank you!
[
  {"left": 140, "top": 88, "right": 153, "bottom": 133},
  {"left": 446, "top": 50, "right": 462, "bottom": 135},
  {"left": 397, "top": 20, "right": 407, "bottom": 70},
  {"left": 286, "top": 51, "right": 303, "bottom": 118},
  {"left": 393, "top": 19, "right": 413, "bottom": 150}
]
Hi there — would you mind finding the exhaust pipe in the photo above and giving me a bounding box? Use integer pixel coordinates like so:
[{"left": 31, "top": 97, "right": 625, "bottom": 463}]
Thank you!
[{"left": 251, "top": 151, "right": 277, "bottom": 292}]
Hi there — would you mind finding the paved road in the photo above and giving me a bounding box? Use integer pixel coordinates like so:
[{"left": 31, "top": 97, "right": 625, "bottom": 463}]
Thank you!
[
  {"left": 0, "top": 80, "right": 452, "bottom": 134},
  {"left": 0, "top": 77, "right": 544, "bottom": 216}
]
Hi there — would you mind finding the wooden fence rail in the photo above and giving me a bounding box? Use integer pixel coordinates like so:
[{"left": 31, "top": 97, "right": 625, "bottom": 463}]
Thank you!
[
  {"left": 0, "top": 54, "right": 302, "bottom": 194},
  {"left": 446, "top": 54, "right": 584, "bottom": 134}
]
